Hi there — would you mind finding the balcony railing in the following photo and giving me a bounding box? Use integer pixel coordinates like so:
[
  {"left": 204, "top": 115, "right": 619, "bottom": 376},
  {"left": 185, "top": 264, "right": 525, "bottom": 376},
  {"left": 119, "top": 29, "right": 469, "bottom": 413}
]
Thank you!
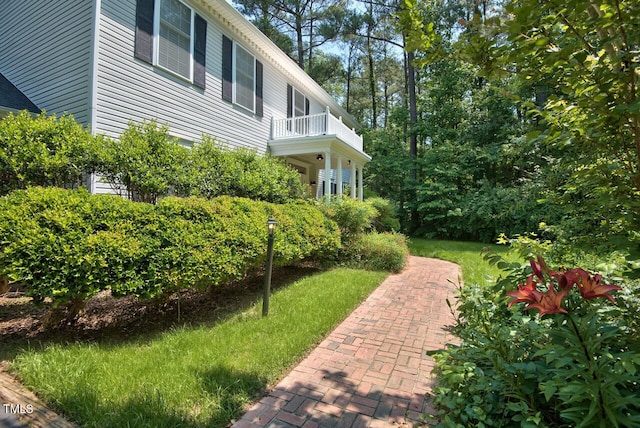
[{"left": 270, "top": 108, "right": 363, "bottom": 152}]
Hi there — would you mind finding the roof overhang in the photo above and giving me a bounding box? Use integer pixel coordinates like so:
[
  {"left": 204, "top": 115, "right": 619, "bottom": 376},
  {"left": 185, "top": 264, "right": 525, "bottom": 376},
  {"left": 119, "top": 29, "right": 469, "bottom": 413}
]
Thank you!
[
  {"left": 269, "top": 134, "right": 371, "bottom": 166},
  {"left": 0, "top": 72, "right": 40, "bottom": 117}
]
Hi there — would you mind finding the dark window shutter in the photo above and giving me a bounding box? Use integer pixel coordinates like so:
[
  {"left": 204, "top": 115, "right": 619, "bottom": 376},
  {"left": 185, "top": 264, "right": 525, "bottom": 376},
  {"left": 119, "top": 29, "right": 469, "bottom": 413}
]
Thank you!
[
  {"left": 193, "top": 14, "right": 207, "bottom": 89},
  {"left": 222, "top": 35, "right": 233, "bottom": 102},
  {"left": 286, "top": 84, "right": 293, "bottom": 118},
  {"left": 135, "top": 0, "right": 155, "bottom": 63},
  {"left": 305, "top": 97, "right": 310, "bottom": 115},
  {"left": 255, "top": 60, "right": 263, "bottom": 117}
]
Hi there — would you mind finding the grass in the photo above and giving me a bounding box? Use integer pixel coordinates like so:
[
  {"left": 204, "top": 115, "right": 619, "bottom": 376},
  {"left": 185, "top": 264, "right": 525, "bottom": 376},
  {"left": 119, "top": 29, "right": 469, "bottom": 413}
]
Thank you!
[
  {"left": 408, "top": 238, "right": 520, "bottom": 286},
  {"left": 10, "top": 268, "right": 387, "bottom": 427},
  {"left": 9, "top": 238, "right": 522, "bottom": 427}
]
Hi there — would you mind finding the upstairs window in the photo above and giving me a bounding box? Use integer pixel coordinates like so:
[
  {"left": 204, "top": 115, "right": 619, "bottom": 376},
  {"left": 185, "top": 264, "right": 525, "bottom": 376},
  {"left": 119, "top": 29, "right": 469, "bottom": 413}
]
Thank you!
[
  {"left": 287, "top": 85, "right": 310, "bottom": 134},
  {"left": 294, "top": 88, "right": 306, "bottom": 118},
  {"left": 234, "top": 44, "right": 255, "bottom": 111},
  {"left": 157, "top": 0, "right": 191, "bottom": 79},
  {"left": 287, "top": 84, "right": 309, "bottom": 119},
  {"left": 135, "top": 0, "right": 207, "bottom": 89},
  {"left": 222, "top": 35, "right": 264, "bottom": 117}
]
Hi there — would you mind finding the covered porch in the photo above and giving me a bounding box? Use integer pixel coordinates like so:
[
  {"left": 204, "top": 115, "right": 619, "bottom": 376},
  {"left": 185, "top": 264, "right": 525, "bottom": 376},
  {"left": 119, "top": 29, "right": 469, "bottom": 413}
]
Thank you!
[{"left": 268, "top": 109, "right": 371, "bottom": 201}]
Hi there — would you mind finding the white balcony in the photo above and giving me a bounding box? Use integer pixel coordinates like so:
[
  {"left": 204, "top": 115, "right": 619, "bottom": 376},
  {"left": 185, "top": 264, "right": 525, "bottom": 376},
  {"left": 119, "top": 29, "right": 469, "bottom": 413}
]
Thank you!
[{"left": 270, "top": 107, "right": 364, "bottom": 153}]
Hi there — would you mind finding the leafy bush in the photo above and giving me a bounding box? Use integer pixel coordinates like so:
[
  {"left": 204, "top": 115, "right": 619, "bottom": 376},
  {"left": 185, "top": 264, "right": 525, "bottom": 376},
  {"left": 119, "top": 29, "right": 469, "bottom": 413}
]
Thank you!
[
  {"left": 0, "top": 187, "right": 340, "bottom": 326},
  {"left": 430, "top": 251, "right": 640, "bottom": 427},
  {"left": 1, "top": 113, "right": 306, "bottom": 205},
  {"left": 319, "top": 197, "right": 407, "bottom": 271},
  {"left": 342, "top": 233, "right": 408, "bottom": 272},
  {"left": 0, "top": 187, "right": 156, "bottom": 324},
  {"left": 320, "top": 197, "right": 378, "bottom": 239},
  {"left": 97, "top": 120, "right": 189, "bottom": 204},
  {"left": 176, "top": 137, "right": 306, "bottom": 203},
  {"left": 366, "top": 197, "right": 401, "bottom": 233},
  {"left": 0, "top": 111, "right": 101, "bottom": 195}
]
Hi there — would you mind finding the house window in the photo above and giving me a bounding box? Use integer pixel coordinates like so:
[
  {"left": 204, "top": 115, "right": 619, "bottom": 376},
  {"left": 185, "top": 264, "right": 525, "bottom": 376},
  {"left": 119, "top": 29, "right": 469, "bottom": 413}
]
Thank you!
[
  {"left": 294, "top": 88, "right": 306, "bottom": 118},
  {"left": 222, "top": 35, "right": 264, "bottom": 116},
  {"left": 287, "top": 84, "right": 310, "bottom": 133},
  {"left": 287, "top": 84, "right": 309, "bottom": 119},
  {"left": 157, "top": 0, "right": 192, "bottom": 80},
  {"left": 234, "top": 44, "right": 255, "bottom": 111},
  {"left": 135, "top": 0, "right": 207, "bottom": 88}
]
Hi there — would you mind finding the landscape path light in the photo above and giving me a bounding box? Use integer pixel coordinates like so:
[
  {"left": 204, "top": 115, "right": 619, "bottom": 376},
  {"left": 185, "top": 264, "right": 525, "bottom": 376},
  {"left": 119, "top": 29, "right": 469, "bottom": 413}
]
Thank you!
[{"left": 262, "top": 218, "right": 277, "bottom": 316}]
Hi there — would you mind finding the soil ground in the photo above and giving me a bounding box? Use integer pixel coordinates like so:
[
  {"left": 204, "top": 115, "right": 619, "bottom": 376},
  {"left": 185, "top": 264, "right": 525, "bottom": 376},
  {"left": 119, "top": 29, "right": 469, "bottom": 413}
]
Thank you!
[
  {"left": 0, "top": 263, "right": 323, "bottom": 427},
  {"left": 0, "top": 263, "right": 321, "bottom": 362}
]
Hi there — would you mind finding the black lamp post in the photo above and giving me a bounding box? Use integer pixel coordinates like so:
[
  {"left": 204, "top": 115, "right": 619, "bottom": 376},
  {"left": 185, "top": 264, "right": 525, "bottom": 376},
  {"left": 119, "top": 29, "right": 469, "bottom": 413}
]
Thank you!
[{"left": 263, "top": 218, "right": 277, "bottom": 316}]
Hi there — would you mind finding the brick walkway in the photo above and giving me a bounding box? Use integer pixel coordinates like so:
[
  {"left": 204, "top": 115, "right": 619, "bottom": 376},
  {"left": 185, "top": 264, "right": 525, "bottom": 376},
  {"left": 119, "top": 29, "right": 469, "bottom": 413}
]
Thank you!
[
  {"left": 0, "top": 362, "right": 77, "bottom": 428},
  {"left": 232, "top": 256, "right": 461, "bottom": 428}
]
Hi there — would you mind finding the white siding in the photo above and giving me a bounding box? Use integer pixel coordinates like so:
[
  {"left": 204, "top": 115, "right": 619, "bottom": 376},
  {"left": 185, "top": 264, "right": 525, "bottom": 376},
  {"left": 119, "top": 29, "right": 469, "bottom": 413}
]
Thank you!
[
  {"left": 96, "top": 0, "right": 279, "bottom": 151},
  {"left": 0, "top": 1, "right": 93, "bottom": 124}
]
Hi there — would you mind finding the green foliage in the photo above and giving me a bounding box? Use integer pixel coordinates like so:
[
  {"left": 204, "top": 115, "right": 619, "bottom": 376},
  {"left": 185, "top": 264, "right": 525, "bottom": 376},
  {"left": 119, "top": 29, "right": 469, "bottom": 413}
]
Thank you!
[
  {"left": 10, "top": 268, "right": 387, "bottom": 427},
  {"left": 0, "top": 113, "right": 306, "bottom": 204},
  {"left": 460, "top": 0, "right": 640, "bottom": 246},
  {"left": 413, "top": 140, "right": 556, "bottom": 242},
  {"left": 430, "top": 250, "right": 640, "bottom": 427},
  {"left": 363, "top": 129, "right": 410, "bottom": 212},
  {"left": 0, "top": 187, "right": 340, "bottom": 325},
  {"left": 0, "top": 187, "right": 155, "bottom": 319},
  {"left": 366, "top": 197, "right": 401, "bottom": 233},
  {"left": 176, "top": 136, "right": 305, "bottom": 203},
  {"left": 342, "top": 232, "right": 408, "bottom": 272},
  {"left": 0, "top": 111, "right": 101, "bottom": 195},
  {"left": 319, "top": 197, "right": 407, "bottom": 271},
  {"left": 320, "top": 197, "right": 378, "bottom": 239},
  {"left": 97, "top": 120, "right": 189, "bottom": 204}
]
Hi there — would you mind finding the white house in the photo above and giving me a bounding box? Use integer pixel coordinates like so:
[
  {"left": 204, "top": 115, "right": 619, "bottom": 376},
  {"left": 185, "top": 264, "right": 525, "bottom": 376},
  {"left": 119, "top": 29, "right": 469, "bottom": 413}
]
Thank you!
[{"left": 0, "top": 0, "right": 370, "bottom": 200}]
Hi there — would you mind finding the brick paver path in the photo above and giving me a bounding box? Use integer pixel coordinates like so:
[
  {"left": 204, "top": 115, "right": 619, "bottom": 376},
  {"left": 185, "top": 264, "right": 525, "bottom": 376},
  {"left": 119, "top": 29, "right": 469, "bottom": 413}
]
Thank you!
[{"left": 233, "top": 256, "right": 461, "bottom": 428}]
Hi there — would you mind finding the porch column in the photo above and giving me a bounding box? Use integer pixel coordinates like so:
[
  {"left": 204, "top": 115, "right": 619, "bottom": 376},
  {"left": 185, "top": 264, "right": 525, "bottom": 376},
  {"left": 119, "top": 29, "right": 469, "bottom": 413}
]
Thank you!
[
  {"left": 358, "top": 165, "right": 364, "bottom": 201},
  {"left": 350, "top": 164, "right": 356, "bottom": 198},
  {"left": 324, "top": 152, "right": 331, "bottom": 202},
  {"left": 336, "top": 156, "right": 343, "bottom": 199}
]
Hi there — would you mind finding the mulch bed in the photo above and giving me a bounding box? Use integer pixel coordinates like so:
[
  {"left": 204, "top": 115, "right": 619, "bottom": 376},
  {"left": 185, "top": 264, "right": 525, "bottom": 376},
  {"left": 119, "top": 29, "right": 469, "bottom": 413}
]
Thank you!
[{"left": 0, "top": 263, "right": 322, "bottom": 360}]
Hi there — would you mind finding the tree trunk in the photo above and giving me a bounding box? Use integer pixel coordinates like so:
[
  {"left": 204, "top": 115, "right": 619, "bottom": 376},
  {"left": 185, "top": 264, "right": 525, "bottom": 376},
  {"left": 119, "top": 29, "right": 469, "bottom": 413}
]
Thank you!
[
  {"left": 296, "top": 12, "right": 305, "bottom": 69},
  {"left": 407, "top": 50, "right": 419, "bottom": 229},
  {"left": 367, "top": 42, "right": 377, "bottom": 128}
]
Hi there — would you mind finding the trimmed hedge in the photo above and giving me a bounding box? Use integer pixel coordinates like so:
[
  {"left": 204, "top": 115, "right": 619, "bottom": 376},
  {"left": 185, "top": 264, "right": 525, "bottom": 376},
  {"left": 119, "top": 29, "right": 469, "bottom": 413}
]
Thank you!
[
  {"left": 175, "top": 137, "right": 306, "bottom": 203},
  {"left": 0, "top": 111, "right": 101, "bottom": 195},
  {"left": 0, "top": 187, "right": 340, "bottom": 324},
  {"left": 341, "top": 233, "right": 409, "bottom": 272},
  {"left": 320, "top": 197, "right": 408, "bottom": 272}
]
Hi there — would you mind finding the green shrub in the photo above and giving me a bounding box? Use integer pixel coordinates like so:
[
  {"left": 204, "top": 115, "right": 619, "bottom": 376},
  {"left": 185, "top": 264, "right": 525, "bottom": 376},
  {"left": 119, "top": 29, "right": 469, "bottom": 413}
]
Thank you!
[
  {"left": 319, "top": 197, "right": 407, "bottom": 271},
  {"left": 0, "top": 188, "right": 340, "bottom": 326},
  {"left": 0, "top": 187, "right": 156, "bottom": 324},
  {"left": 342, "top": 233, "right": 408, "bottom": 272},
  {"left": 96, "top": 120, "right": 189, "bottom": 204},
  {"left": 320, "top": 197, "right": 378, "bottom": 239},
  {"left": 430, "top": 251, "right": 640, "bottom": 427},
  {"left": 366, "top": 197, "right": 401, "bottom": 233},
  {"left": 0, "top": 111, "right": 101, "bottom": 195},
  {"left": 176, "top": 136, "right": 306, "bottom": 203}
]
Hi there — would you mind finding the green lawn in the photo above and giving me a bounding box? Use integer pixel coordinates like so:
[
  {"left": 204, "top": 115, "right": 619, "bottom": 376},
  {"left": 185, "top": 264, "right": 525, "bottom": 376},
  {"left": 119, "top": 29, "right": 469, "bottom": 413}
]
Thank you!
[
  {"left": 11, "top": 268, "right": 387, "bottom": 427},
  {"left": 408, "top": 238, "right": 520, "bottom": 286},
  {"left": 9, "top": 239, "right": 519, "bottom": 427}
]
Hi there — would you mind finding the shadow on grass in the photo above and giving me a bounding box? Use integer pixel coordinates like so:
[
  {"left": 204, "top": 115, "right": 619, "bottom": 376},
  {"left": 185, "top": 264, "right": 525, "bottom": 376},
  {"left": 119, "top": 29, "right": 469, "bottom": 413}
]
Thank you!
[
  {"left": 0, "top": 263, "right": 323, "bottom": 361},
  {"left": 197, "top": 365, "right": 267, "bottom": 426},
  {"left": 46, "top": 365, "right": 266, "bottom": 427},
  {"left": 53, "top": 385, "right": 197, "bottom": 428}
]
